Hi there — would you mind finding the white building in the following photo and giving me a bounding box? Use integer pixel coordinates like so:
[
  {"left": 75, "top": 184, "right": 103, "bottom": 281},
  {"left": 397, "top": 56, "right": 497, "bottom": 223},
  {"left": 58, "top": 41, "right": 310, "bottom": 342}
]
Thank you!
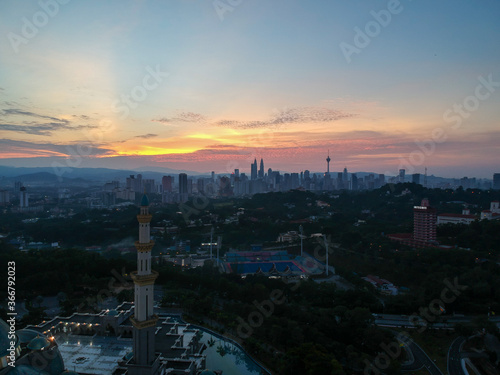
[
  {"left": 438, "top": 209, "right": 476, "bottom": 225},
  {"left": 481, "top": 201, "right": 500, "bottom": 220}
]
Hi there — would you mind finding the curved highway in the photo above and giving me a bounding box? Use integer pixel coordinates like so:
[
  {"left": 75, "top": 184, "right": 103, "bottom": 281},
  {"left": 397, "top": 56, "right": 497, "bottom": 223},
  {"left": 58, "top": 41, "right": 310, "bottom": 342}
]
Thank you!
[
  {"left": 447, "top": 336, "right": 466, "bottom": 375},
  {"left": 403, "top": 335, "right": 443, "bottom": 375}
]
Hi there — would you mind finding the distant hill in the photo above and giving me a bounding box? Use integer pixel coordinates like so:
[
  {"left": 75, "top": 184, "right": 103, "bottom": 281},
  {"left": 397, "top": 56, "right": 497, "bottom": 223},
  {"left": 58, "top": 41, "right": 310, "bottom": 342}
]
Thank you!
[
  {"left": 0, "top": 166, "right": 204, "bottom": 183},
  {"left": 15, "top": 172, "right": 66, "bottom": 183}
]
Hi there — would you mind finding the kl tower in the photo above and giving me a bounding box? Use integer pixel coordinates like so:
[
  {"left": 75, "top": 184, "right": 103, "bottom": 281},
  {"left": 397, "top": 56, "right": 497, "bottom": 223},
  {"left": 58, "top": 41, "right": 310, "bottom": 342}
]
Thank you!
[
  {"left": 326, "top": 151, "right": 331, "bottom": 175},
  {"left": 127, "top": 193, "right": 160, "bottom": 375}
]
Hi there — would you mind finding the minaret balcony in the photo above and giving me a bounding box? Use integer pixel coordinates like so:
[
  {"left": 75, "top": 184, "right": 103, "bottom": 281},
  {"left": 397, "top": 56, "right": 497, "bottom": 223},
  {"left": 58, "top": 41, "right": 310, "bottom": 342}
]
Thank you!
[
  {"left": 130, "top": 314, "right": 159, "bottom": 329},
  {"left": 135, "top": 240, "right": 155, "bottom": 252},
  {"left": 137, "top": 214, "right": 153, "bottom": 223},
  {"left": 130, "top": 270, "right": 159, "bottom": 286}
]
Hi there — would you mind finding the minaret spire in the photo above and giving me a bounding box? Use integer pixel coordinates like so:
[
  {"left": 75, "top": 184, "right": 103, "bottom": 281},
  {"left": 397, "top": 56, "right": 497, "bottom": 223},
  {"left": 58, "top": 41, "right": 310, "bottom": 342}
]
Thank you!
[{"left": 128, "top": 193, "right": 160, "bottom": 375}]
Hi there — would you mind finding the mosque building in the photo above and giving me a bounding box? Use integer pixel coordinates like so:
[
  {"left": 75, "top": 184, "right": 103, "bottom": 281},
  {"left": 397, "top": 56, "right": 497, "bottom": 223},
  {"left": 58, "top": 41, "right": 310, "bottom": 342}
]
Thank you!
[{"left": 1, "top": 194, "right": 221, "bottom": 375}]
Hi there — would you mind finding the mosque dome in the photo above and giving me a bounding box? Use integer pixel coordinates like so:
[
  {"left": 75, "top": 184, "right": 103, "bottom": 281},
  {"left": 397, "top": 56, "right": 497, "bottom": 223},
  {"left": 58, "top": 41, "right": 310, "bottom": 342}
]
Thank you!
[
  {"left": 0, "top": 319, "right": 13, "bottom": 358},
  {"left": 199, "top": 370, "right": 217, "bottom": 375},
  {"left": 27, "top": 336, "right": 51, "bottom": 351},
  {"left": 1, "top": 322, "right": 65, "bottom": 375},
  {"left": 5, "top": 365, "right": 43, "bottom": 374},
  {"left": 17, "top": 329, "right": 43, "bottom": 345},
  {"left": 140, "top": 194, "right": 149, "bottom": 206}
]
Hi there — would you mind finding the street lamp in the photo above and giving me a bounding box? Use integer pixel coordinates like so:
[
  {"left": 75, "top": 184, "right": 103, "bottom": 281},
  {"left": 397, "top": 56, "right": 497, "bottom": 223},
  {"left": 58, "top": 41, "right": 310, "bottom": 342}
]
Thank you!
[
  {"left": 210, "top": 227, "right": 213, "bottom": 260},
  {"left": 299, "top": 225, "right": 304, "bottom": 257},
  {"left": 323, "top": 234, "right": 329, "bottom": 277}
]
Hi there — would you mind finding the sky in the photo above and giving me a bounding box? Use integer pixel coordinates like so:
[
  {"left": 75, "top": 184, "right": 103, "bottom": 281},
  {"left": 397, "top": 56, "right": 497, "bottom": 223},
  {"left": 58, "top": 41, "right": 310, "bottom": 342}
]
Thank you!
[{"left": 0, "top": 0, "right": 499, "bottom": 178}]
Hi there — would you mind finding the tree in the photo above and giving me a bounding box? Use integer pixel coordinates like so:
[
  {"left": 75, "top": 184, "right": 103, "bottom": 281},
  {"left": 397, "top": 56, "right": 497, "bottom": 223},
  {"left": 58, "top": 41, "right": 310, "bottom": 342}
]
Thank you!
[{"left": 117, "top": 289, "right": 134, "bottom": 303}]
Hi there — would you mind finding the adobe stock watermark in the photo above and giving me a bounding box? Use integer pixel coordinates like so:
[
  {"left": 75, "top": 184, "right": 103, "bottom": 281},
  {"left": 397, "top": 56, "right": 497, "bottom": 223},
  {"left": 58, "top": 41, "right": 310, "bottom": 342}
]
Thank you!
[
  {"left": 340, "top": 0, "right": 410, "bottom": 64},
  {"left": 7, "top": 0, "right": 71, "bottom": 54},
  {"left": 213, "top": 0, "right": 243, "bottom": 22},
  {"left": 364, "top": 277, "right": 467, "bottom": 375},
  {"left": 397, "top": 73, "right": 499, "bottom": 176},
  {"left": 443, "top": 74, "right": 500, "bottom": 130},
  {"left": 111, "top": 65, "right": 169, "bottom": 119}
]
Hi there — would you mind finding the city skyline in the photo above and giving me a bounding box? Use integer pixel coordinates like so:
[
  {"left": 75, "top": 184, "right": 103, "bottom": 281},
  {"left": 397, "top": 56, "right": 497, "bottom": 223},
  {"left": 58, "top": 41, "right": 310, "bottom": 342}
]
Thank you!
[{"left": 1, "top": 1, "right": 500, "bottom": 178}]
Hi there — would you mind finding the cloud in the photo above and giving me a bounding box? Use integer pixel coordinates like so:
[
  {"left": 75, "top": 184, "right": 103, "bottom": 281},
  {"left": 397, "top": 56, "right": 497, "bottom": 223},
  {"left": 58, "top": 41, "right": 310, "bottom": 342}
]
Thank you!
[
  {"left": 3, "top": 101, "right": 20, "bottom": 107},
  {"left": 0, "top": 139, "right": 113, "bottom": 157},
  {"left": 134, "top": 133, "right": 158, "bottom": 139},
  {"left": 153, "top": 106, "right": 355, "bottom": 130},
  {"left": 73, "top": 114, "right": 91, "bottom": 120},
  {"left": 0, "top": 107, "right": 98, "bottom": 136},
  {"left": 153, "top": 111, "right": 207, "bottom": 125},
  {"left": 214, "top": 107, "right": 356, "bottom": 129},
  {"left": 1, "top": 109, "right": 70, "bottom": 124},
  {"left": 0, "top": 123, "right": 68, "bottom": 136},
  {"left": 0, "top": 122, "right": 97, "bottom": 136}
]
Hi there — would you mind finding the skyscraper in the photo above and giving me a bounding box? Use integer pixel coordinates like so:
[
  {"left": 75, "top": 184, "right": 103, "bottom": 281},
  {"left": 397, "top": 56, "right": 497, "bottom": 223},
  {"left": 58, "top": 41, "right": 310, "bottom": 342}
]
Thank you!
[
  {"left": 412, "top": 173, "right": 421, "bottom": 185},
  {"left": 413, "top": 198, "right": 437, "bottom": 243},
  {"left": 258, "top": 158, "right": 264, "bottom": 179},
  {"left": 399, "top": 169, "right": 405, "bottom": 183},
  {"left": 378, "top": 174, "right": 385, "bottom": 187},
  {"left": 19, "top": 186, "right": 28, "bottom": 209},
  {"left": 343, "top": 167, "right": 349, "bottom": 188},
  {"left": 494, "top": 173, "right": 500, "bottom": 190},
  {"left": 351, "top": 173, "right": 358, "bottom": 191},
  {"left": 251, "top": 159, "right": 258, "bottom": 180},
  {"left": 162, "top": 176, "right": 173, "bottom": 193},
  {"left": 178, "top": 173, "right": 188, "bottom": 202},
  {"left": 128, "top": 194, "right": 160, "bottom": 375}
]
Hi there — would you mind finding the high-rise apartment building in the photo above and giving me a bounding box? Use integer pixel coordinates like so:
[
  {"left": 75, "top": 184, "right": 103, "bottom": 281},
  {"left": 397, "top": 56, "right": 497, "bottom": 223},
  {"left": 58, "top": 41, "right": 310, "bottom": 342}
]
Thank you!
[
  {"left": 413, "top": 198, "right": 437, "bottom": 243},
  {"left": 0, "top": 190, "right": 9, "bottom": 206},
  {"left": 19, "top": 186, "right": 29, "bottom": 209},
  {"left": 162, "top": 176, "right": 173, "bottom": 193}
]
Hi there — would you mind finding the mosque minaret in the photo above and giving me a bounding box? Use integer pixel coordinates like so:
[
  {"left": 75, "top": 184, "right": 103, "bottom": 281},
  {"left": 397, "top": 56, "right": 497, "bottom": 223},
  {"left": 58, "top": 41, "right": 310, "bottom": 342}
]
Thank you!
[{"left": 127, "top": 193, "right": 160, "bottom": 375}]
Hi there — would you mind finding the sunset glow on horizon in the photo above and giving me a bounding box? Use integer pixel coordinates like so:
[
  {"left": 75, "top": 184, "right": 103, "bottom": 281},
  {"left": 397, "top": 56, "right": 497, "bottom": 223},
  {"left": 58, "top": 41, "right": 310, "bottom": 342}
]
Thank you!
[{"left": 1, "top": 1, "right": 499, "bottom": 177}]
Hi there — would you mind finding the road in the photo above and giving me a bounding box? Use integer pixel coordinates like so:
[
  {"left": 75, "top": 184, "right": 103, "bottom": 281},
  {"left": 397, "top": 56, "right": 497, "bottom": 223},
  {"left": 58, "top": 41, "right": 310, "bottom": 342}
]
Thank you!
[
  {"left": 374, "top": 313, "right": 500, "bottom": 330},
  {"left": 405, "top": 336, "right": 444, "bottom": 375},
  {"left": 391, "top": 330, "right": 443, "bottom": 375},
  {"left": 447, "top": 336, "right": 466, "bottom": 375}
]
